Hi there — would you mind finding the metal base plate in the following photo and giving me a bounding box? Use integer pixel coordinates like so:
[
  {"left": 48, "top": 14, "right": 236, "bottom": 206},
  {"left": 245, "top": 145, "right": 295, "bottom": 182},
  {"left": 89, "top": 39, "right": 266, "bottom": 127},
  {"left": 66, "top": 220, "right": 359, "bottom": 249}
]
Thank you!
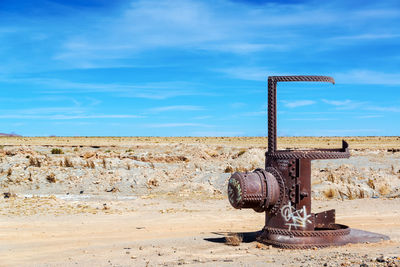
[{"left": 257, "top": 225, "right": 389, "bottom": 249}]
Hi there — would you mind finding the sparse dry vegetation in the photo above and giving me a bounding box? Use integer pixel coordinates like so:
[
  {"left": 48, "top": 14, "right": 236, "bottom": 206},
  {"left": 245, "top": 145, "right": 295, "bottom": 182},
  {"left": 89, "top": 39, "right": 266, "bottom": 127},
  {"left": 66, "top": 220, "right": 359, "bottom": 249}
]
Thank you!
[
  {"left": 147, "top": 178, "right": 159, "bottom": 188},
  {"left": 0, "top": 136, "right": 398, "bottom": 202},
  {"left": 0, "top": 137, "right": 399, "bottom": 266},
  {"left": 29, "top": 157, "right": 41, "bottom": 167},
  {"left": 63, "top": 157, "right": 73, "bottom": 167},
  {"left": 51, "top": 148, "right": 63, "bottom": 154},
  {"left": 225, "top": 233, "right": 242, "bottom": 246},
  {"left": 46, "top": 173, "right": 56, "bottom": 183},
  {"left": 224, "top": 165, "right": 234, "bottom": 173},
  {"left": 323, "top": 188, "right": 337, "bottom": 199},
  {"left": 86, "top": 160, "right": 95, "bottom": 169}
]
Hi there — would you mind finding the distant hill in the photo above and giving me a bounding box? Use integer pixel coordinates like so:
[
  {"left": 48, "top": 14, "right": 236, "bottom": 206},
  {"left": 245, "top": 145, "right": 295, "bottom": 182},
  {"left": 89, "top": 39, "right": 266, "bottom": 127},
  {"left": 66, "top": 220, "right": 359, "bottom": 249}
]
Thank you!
[{"left": 0, "top": 132, "right": 21, "bottom": 137}]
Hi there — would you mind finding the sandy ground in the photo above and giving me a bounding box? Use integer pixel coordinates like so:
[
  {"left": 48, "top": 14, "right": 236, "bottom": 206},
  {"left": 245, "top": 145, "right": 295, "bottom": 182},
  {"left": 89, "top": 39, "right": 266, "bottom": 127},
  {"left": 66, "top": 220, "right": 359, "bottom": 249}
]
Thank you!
[{"left": 0, "top": 137, "right": 399, "bottom": 266}]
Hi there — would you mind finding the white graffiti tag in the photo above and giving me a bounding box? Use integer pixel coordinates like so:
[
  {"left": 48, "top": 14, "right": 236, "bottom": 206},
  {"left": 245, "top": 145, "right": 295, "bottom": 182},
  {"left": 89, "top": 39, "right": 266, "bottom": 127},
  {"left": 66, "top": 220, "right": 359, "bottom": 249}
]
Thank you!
[{"left": 281, "top": 203, "right": 312, "bottom": 231}]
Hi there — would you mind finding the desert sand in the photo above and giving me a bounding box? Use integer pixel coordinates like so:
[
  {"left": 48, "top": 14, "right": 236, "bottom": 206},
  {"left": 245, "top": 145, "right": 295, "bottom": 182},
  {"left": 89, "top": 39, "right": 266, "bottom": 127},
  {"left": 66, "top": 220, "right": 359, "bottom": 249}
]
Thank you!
[{"left": 0, "top": 136, "right": 399, "bottom": 266}]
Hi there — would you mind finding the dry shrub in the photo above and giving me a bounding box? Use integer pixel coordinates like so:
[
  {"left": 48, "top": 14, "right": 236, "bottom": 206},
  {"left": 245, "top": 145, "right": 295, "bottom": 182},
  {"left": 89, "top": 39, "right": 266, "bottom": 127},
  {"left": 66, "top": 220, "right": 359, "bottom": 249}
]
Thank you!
[
  {"left": 391, "top": 165, "right": 396, "bottom": 175},
  {"left": 225, "top": 233, "right": 242, "bottom": 246},
  {"left": 83, "top": 152, "right": 95, "bottom": 159},
  {"left": 345, "top": 186, "right": 356, "bottom": 200},
  {"left": 235, "top": 166, "right": 249, "bottom": 172},
  {"left": 206, "top": 151, "right": 219, "bottom": 157},
  {"left": 367, "top": 179, "right": 376, "bottom": 189},
  {"left": 3, "top": 192, "right": 17, "bottom": 198},
  {"left": 359, "top": 188, "right": 366, "bottom": 198},
  {"left": 29, "top": 157, "right": 41, "bottom": 167},
  {"left": 232, "top": 150, "right": 246, "bottom": 159},
  {"left": 177, "top": 155, "right": 189, "bottom": 162},
  {"left": 147, "top": 178, "right": 159, "bottom": 188},
  {"left": 224, "top": 166, "right": 234, "bottom": 173},
  {"left": 84, "top": 160, "right": 95, "bottom": 169},
  {"left": 63, "top": 157, "right": 73, "bottom": 167},
  {"left": 132, "top": 155, "right": 188, "bottom": 163},
  {"left": 323, "top": 188, "right": 337, "bottom": 199},
  {"left": 5, "top": 150, "right": 16, "bottom": 156},
  {"left": 326, "top": 173, "right": 335, "bottom": 183},
  {"left": 46, "top": 173, "right": 56, "bottom": 183},
  {"left": 378, "top": 184, "right": 391, "bottom": 195},
  {"left": 7, "top": 168, "right": 12, "bottom": 176},
  {"left": 51, "top": 148, "right": 63, "bottom": 154}
]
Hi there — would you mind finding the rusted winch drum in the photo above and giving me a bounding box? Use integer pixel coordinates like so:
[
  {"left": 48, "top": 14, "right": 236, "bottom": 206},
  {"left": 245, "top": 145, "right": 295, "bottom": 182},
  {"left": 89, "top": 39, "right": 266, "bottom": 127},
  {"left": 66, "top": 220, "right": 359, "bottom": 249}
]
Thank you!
[{"left": 227, "top": 75, "right": 389, "bottom": 249}]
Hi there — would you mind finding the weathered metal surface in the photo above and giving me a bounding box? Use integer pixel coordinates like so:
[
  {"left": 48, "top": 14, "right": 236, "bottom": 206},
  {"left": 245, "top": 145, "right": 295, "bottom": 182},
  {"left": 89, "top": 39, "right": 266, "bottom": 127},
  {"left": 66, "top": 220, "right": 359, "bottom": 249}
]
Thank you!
[{"left": 227, "top": 75, "right": 390, "bottom": 249}]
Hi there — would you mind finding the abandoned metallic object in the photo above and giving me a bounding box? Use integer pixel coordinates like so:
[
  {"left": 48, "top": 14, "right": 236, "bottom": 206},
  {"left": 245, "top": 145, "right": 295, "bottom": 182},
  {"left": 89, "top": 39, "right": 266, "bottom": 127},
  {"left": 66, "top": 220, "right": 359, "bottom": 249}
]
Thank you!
[{"left": 227, "top": 75, "right": 389, "bottom": 248}]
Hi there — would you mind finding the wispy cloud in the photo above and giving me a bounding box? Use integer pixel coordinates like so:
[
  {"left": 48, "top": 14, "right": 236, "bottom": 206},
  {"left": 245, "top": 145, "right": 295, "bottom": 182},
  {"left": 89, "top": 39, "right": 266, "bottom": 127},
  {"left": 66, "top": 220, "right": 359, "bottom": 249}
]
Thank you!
[
  {"left": 193, "top": 115, "right": 213, "bottom": 120},
  {"left": 288, "top": 118, "right": 337, "bottom": 121},
  {"left": 0, "top": 114, "right": 143, "bottom": 120},
  {"left": 366, "top": 106, "right": 400, "bottom": 112},
  {"left": 216, "top": 67, "right": 271, "bottom": 81},
  {"left": 331, "top": 33, "right": 400, "bottom": 41},
  {"left": 230, "top": 102, "right": 246, "bottom": 109},
  {"left": 144, "top": 123, "right": 211, "bottom": 128},
  {"left": 322, "top": 99, "right": 353, "bottom": 106},
  {"left": 334, "top": 70, "right": 400, "bottom": 85},
  {"left": 148, "top": 105, "right": 203, "bottom": 113},
  {"left": 1, "top": 77, "right": 203, "bottom": 99},
  {"left": 355, "top": 115, "right": 384, "bottom": 119},
  {"left": 242, "top": 111, "right": 266, "bottom": 116},
  {"left": 283, "top": 100, "right": 315, "bottom": 108},
  {"left": 322, "top": 99, "right": 366, "bottom": 110}
]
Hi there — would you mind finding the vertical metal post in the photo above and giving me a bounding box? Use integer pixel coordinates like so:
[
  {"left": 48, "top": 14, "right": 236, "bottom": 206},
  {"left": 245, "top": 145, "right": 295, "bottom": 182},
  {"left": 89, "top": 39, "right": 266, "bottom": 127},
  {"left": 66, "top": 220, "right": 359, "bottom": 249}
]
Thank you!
[{"left": 268, "top": 77, "right": 277, "bottom": 153}]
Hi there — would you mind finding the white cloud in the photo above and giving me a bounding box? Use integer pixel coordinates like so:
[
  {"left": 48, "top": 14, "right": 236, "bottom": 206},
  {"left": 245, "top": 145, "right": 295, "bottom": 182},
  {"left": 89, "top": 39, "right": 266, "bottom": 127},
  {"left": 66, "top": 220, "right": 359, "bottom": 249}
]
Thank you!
[
  {"left": 242, "top": 111, "right": 266, "bottom": 116},
  {"left": 230, "top": 102, "right": 246, "bottom": 108},
  {"left": 0, "top": 114, "right": 143, "bottom": 120},
  {"left": 322, "top": 99, "right": 352, "bottom": 106},
  {"left": 144, "top": 123, "right": 211, "bottom": 128},
  {"left": 283, "top": 100, "right": 315, "bottom": 108},
  {"left": 331, "top": 33, "right": 400, "bottom": 41},
  {"left": 334, "top": 70, "right": 400, "bottom": 85},
  {"left": 216, "top": 67, "right": 272, "bottom": 81},
  {"left": 355, "top": 115, "right": 384, "bottom": 119},
  {"left": 322, "top": 99, "right": 366, "bottom": 110},
  {"left": 0, "top": 77, "right": 203, "bottom": 99},
  {"left": 148, "top": 105, "right": 203, "bottom": 113},
  {"left": 52, "top": 0, "right": 350, "bottom": 68},
  {"left": 366, "top": 106, "right": 400, "bottom": 112},
  {"left": 288, "top": 118, "right": 337, "bottom": 121},
  {"left": 193, "top": 115, "right": 213, "bottom": 120}
]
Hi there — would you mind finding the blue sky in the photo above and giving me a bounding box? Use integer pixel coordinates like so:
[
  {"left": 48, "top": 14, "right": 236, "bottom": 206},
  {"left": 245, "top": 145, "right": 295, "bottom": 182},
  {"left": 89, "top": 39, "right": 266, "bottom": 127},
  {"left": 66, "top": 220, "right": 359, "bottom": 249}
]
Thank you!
[{"left": 0, "top": 0, "right": 399, "bottom": 136}]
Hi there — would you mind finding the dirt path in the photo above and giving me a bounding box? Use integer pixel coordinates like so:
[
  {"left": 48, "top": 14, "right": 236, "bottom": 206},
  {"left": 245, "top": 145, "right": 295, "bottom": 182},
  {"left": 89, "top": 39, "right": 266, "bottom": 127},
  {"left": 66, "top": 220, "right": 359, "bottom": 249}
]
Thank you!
[{"left": 0, "top": 198, "right": 399, "bottom": 266}]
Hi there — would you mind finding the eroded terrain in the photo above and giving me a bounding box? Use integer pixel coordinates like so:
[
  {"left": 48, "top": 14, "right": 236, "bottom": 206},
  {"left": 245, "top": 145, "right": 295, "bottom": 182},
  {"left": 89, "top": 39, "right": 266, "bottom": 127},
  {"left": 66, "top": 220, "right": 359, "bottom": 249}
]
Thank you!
[{"left": 0, "top": 137, "right": 399, "bottom": 266}]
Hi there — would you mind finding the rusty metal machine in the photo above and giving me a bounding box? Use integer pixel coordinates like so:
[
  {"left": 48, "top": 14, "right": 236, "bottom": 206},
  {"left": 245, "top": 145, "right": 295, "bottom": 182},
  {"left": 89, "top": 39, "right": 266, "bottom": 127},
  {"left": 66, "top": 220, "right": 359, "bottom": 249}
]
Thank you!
[{"left": 227, "top": 75, "right": 389, "bottom": 248}]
